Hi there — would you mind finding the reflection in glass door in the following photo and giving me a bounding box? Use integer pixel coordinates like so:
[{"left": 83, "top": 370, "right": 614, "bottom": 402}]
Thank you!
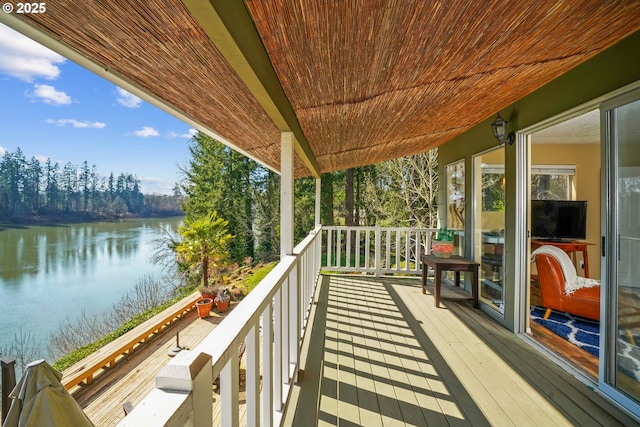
[
  {"left": 604, "top": 95, "right": 640, "bottom": 405},
  {"left": 474, "top": 147, "right": 505, "bottom": 315},
  {"left": 446, "top": 160, "right": 465, "bottom": 256}
]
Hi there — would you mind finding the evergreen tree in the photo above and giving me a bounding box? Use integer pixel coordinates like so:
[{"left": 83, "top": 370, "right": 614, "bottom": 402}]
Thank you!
[
  {"left": 24, "top": 156, "right": 42, "bottom": 213},
  {"left": 181, "top": 132, "right": 257, "bottom": 261},
  {"left": 44, "top": 159, "right": 60, "bottom": 213},
  {"left": 254, "top": 169, "right": 280, "bottom": 261},
  {"left": 0, "top": 148, "right": 26, "bottom": 216}
]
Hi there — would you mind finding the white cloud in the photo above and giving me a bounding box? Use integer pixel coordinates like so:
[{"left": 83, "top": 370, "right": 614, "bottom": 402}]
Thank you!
[
  {"left": 0, "top": 146, "right": 6, "bottom": 157},
  {"left": 167, "top": 128, "right": 197, "bottom": 138},
  {"left": 46, "top": 118, "right": 106, "bottom": 128},
  {"left": 31, "top": 84, "right": 72, "bottom": 105},
  {"left": 0, "top": 24, "right": 66, "bottom": 82},
  {"left": 116, "top": 87, "right": 142, "bottom": 108},
  {"left": 139, "top": 176, "right": 175, "bottom": 195},
  {"left": 133, "top": 126, "right": 160, "bottom": 137}
]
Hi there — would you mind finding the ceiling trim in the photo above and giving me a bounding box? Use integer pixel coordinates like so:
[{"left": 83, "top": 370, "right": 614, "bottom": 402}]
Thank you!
[{"left": 182, "top": 0, "right": 321, "bottom": 178}]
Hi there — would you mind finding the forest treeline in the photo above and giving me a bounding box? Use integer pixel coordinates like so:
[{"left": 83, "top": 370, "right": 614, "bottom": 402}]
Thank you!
[
  {"left": 0, "top": 148, "right": 183, "bottom": 221},
  {"left": 180, "top": 131, "right": 439, "bottom": 263},
  {"left": 1, "top": 132, "right": 439, "bottom": 260}
]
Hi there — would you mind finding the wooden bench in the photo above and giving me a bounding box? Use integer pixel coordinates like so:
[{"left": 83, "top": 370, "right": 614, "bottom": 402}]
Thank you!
[{"left": 61, "top": 292, "right": 201, "bottom": 391}]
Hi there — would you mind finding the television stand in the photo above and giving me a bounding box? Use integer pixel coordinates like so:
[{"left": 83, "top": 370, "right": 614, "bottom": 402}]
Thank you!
[{"left": 531, "top": 240, "right": 593, "bottom": 278}]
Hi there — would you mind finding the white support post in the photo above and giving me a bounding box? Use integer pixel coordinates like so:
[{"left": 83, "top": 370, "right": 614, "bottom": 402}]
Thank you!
[
  {"left": 315, "top": 177, "right": 321, "bottom": 227},
  {"left": 281, "top": 131, "right": 295, "bottom": 257},
  {"left": 153, "top": 351, "right": 212, "bottom": 427},
  {"left": 246, "top": 324, "right": 260, "bottom": 427},
  {"left": 261, "top": 304, "right": 273, "bottom": 426}
]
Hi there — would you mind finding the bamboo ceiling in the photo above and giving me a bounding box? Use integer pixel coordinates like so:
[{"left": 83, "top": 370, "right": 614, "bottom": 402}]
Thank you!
[{"left": 5, "top": 1, "right": 640, "bottom": 177}]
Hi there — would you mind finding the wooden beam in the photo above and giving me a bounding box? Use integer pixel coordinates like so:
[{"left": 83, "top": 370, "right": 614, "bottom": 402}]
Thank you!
[{"left": 182, "top": 0, "right": 321, "bottom": 178}]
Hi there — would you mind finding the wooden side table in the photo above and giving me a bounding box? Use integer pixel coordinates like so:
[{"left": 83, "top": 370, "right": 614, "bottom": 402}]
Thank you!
[
  {"left": 421, "top": 254, "right": 479, "bottom": 308},
  {"left": 531, "top": 240, "right": 593, "bottom": 277}
]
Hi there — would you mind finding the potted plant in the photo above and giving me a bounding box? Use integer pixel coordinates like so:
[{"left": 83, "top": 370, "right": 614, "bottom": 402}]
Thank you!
[
  {"left": 431, "top": 227, "right": 455, "bottom": 258},
  {"left": 196, "top": 297, "right": 214, "bottom": 318},
  {"left": 215, "top": 287, "right": 231, "bottom": 313},
  {"left": 199, "top": 285, "right": 220, "bottom": 300}
]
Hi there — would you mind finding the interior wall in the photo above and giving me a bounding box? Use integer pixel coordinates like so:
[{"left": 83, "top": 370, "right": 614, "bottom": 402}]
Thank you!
[{"left": 531, "top": 143, "right": 602, "bottom": 278}]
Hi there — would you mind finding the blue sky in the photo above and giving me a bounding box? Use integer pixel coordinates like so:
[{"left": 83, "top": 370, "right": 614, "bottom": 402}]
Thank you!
[{"left": 0, "top": 23, "right": 196, "bottom": 195}]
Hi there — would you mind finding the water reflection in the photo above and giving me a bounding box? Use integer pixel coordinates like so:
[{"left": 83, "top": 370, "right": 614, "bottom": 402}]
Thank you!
[{"left": 0, "top": 217, "right": 183, "bottom": 354}]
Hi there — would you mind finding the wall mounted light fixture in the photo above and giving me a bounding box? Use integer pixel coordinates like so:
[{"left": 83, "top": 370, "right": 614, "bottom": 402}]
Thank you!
[{"left": 491, "top": 113, "right": 515, "bottom": 146}]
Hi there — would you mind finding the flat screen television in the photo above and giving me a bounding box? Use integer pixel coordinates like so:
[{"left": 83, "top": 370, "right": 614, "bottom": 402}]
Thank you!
[{"left": 531, "top": 200, "right": 587, "bottom": 241}]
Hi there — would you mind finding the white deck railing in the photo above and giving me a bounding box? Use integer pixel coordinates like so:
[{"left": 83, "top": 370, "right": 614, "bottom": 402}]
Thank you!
[
  {"left": 118, "top": 226, "right": 322, "bottom": 427},
  {"left": 322, "top": 225, "right": 437, "bottom": 276},
  {"left": 117, "top": 225, "right": 432, "bottom": 426}
]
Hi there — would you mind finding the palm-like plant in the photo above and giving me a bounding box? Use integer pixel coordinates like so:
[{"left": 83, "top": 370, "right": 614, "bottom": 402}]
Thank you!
[{"left": 174, "top": 212, "right": 233, "bottom": 288}]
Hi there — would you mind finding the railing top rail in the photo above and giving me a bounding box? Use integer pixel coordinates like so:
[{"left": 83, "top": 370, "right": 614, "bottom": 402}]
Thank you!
[{"left": 322, "top": 225, "right": 438, "bottom": 232}]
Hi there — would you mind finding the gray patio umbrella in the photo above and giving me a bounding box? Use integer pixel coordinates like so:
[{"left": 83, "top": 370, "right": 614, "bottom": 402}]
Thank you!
[{"left": 2, "top": 359, "right": 94, "bottom": 427}]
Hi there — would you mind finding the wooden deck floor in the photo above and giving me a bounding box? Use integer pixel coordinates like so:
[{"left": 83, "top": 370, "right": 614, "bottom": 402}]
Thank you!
[
  {"left": 285, "top": 275, "right": 640, "bottom": 426},
  {"left": 74, "top": 306, "right": 237, "bottom": 426}
]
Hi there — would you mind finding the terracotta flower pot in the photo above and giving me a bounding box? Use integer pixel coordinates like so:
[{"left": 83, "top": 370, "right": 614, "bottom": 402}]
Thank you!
[
  {"left": 215, "top": 296, "right": 230, "bottom": 313},
  {"left": 196, "top": 298, "right": 214, "bottom": 318},
  {"left": 431, "top": 240, "right": 454, "bottom": 258}
]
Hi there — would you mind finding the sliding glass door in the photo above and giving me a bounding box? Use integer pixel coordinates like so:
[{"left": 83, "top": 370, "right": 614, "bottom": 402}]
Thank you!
[
  {"left": 602, "top": 91, "right": 640, "bottom": 410},
  {"left": 473, "top": 147, "right": 505, "bottom": 315}
]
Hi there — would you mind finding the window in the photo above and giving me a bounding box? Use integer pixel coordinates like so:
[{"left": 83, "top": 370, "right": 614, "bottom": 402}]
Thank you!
[
  {"left": 531, "top": 165, "right": 575, "bottom": 200},
  {"left": 446, "top": 160, "right": 465, "bottom": 229}
]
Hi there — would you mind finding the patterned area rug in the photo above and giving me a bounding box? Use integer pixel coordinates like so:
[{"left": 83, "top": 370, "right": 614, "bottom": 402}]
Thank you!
[{"left": 530, "top": 306, "right": 640, "bottom": 381}]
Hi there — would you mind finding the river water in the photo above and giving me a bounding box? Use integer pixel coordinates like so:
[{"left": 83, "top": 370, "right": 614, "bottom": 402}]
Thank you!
[{"left": 0, "top": 217, "right": 183, "bottom": 359}]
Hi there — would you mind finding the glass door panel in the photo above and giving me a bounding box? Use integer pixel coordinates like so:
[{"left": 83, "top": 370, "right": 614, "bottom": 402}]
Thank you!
[
  {"left": 474, "top": 148, "right": 505, "bottom": 315},
  {"left": 446, "top": 160, "right": 465, "bottom": 256},
  {"left": 606, "top": 97, "right": 640, "bottom": 402}
]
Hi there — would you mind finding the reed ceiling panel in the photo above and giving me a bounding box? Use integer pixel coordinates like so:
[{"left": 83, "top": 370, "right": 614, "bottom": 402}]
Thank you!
[
  {"left": 11, "top": 0, "right": 640, "bottom": 176},
  {"left": 246, "top": 0, "right": 640, "bottom": 173}
]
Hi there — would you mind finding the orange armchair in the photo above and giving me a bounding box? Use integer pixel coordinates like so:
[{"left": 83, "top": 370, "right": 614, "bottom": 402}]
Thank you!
[{"left": 535, "top": 252, "right": 600, "bottom": 321}]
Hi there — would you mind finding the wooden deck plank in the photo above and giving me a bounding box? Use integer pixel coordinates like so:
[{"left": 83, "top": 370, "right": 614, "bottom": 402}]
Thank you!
[
  {"left": 451, "top": 298, "right": 639, "bottom": 427},
  {"left": 286, "top": 275, "right": 639, "bottom": 427},
  {"left": 406, "top": 284, "right": 553, "bottom": 425},
  {"left": 394, "top": 280, "right": 508, "bottom": 426},
  {"left": 408, "top": 279, "right": 614, "bottom": 426},
  {"left": 397, "top": 276, "right": 639, "bottom": 427},
  {"left": 349, "top": 292, "right": 384, "bottom": 427},
  {"left": 72, "top": 305, "right": 240, "bottom": 426}
]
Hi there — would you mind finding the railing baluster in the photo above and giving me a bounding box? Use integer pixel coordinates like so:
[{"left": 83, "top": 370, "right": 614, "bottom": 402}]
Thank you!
[
  {"left": 405, "top": 229, "right": 410, "bottom": 272},
  {"left": 326, "top": 228, "right": 333, "bottom": 268},
  {"left": 273, "top": 287, "right": 283, "bottom": 411},
  {"left": 355, "top": 229, "right": 360, "bottom": 269},
  {"left": 290, "top": 265, "right": 300, "bottom": 379},
  {"left": 337, "top": 229, "right": 342, "bottom": 268},
  {"left": 346, "top": 228, "right": 351, "bottom": 268},
  {"left": 262, "top": 303, "right": 274, "bottom": 426},
  {"left": 246, "top": 323, "right": 260, "bottom": 427},
  {"left": 221, "top": 347, "right": 240, "bottom": 427},
  {"left": 282, "top": 277, "right": 290, "bottom": 386},
  {"left": 374, "top": 225, "right": 381, "bottom": 277}
]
